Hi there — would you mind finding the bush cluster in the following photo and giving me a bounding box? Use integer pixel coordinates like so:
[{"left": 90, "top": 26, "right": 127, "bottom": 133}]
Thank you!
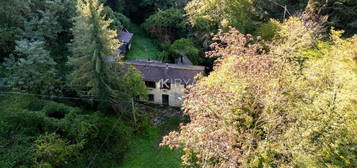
[{"left": 0, "top": 96, "right": 132, "bottom": 168}]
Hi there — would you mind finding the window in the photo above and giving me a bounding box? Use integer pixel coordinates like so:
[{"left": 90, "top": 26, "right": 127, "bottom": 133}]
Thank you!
[
  {"left": 148, "top": 94, "right": 154, "bottom": 102},
  {"left": 145, "top": 81, "right": 156, "bottom": 88},
  {"left": 162, "top": 94, "right": 169, "bottom": 105},
  {"left": 161, "top": 82, "right": 171, "bottom": 90}
]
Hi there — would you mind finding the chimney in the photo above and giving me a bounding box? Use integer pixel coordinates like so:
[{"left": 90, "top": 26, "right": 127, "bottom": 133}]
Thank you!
[{"left": 164, "top": 63, "right": 169, "bottom": 80}]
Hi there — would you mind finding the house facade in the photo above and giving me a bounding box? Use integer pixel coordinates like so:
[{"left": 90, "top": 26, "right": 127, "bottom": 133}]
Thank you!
[{"left": 126, "top": 60, "right": 205, "bottom": 107}]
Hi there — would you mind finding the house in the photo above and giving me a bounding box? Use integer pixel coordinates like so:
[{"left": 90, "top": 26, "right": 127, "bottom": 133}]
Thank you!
[
  {"left": 127, "top": 60, "right": 205, "bottom": 107},
  {"left": 116, "top": 29, "right": 133, "bottom": 56}
]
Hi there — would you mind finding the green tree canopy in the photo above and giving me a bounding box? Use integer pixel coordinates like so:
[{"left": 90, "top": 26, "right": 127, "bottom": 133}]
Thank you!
[
  {"left": 142, "top": 8, "right": 187, "bottom": 42},
  {"left": 69, "top": 0, "right": 146, "bottom": 109},
  {"left": 2, "top": 40, "right": 59, "bottom": 94},
  {"left": 185, "top": 0, "right": 253, "bottom": 34},
  {"left": 306, "top": 0, "right": 357, "bottom": 36},
  {"left": 169, "top": 38, "right": 201, "bottom": 65}
]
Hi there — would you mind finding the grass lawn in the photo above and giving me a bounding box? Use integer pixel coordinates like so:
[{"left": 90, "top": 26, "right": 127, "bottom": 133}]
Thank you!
[
  {"left": 119, "top": 117, "right": 183, "bottom": 168},
  {"left": 125, "top": 23, "right": 160, "bottom": 61}
]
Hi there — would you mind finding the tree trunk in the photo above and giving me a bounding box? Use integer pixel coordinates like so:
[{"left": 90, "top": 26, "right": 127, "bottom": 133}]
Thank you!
[{"left": 305, "top": 0, "right": 326, "bottom": 15}]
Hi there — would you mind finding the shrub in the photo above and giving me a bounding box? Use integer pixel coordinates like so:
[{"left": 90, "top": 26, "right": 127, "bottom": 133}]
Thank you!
[
  {"left": 33, "top": 133, "right": 84, "bottom": 167},
  {"left": 2, "top": 40, "right": 59, "bottom": 95},
  {"left": 0, "top": 96, "right": 132, "bottom": 168},
  {"left": 142, "top": 8, "right": 187, "bottom": 42},
  {"left": 169, "top": 38, "right": 201, "bottom": 65},
  {"left": 255, "top": 19, "right": 280, "bottom": 41}
]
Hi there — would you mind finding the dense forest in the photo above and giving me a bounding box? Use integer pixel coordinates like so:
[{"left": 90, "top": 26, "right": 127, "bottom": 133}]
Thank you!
[{"left": 0, "top": 0, "right": 356, "bottom": 167}]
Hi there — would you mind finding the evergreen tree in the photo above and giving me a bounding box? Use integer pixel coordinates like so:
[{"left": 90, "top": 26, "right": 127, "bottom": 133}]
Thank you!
[
  {"left": 0, "top": 0, "right": 30, "bottom": 62},
  {"left": 2, "top": 40, "right": 58, "bottom": 94},
  {"left": 68, "top": 0, "right": 131, "bottom": 104}
]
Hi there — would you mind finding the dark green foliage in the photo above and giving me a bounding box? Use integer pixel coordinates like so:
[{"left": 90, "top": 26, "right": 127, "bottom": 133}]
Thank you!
[
  {"left": 120, "top": 0, "right": 185, "bottom": 23},
  {"left": 252, "top": 0, "right": 308, "bottom": 21},
  {"left": 2, "top": 40, "right": 59, "bottom": 94},
  {"left": 104, "top": 6, "right": 129, "bottom": 30},
  {"left": 169, "top": 38, "right": 202, "bottom": 65},
  {"left": 102, "top": 0, "right": 126, "bottom": 12},
  {"left": 0, "top": 0, "right": 76, "bottom": 94},
  {"left": 142, "top": 8, "right": 188, "bottom": 42},
  {"left": 0, "top": 96, "right": 132, "bottom": 168},
  {"left": 0, "top": 27, "right": 22, "bottom": 62},
  {"left": 0, "top": 0, "right": 29, "bottom": 62},
  {"left": 306, "top": 0, "right": 357, "bottom": 36},
  {"left": 33, "top": 133, "right": 84, "bottom": 167},
  {"left": 123, "top": 66, "right": 148, "bottom": 100},
  {"left": 157, "top": 50, "right": 170, "bottom": 62},
  {"left": 255, "top": 19, "right": 280, "bottom": 41},
  {"left": 140, "top": 0, "right": 186, "bottom": 10},
  {"left": 69, "top": 0, "right": 124, "bottom": 103}
]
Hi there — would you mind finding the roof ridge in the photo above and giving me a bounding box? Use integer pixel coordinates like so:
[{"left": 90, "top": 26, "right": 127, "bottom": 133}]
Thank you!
[{"left": 126, "top": 61, "right": 205, "bottom": 71}]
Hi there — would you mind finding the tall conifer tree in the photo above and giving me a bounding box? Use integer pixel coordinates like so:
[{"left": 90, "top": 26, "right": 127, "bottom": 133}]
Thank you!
[{"left": 69, "top": 0, "right": 123, "bottom": 102}]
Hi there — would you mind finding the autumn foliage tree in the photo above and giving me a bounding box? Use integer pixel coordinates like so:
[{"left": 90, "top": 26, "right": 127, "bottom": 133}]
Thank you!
[{"left": 161, "top": 16, "right": 357, "bottom": 167}]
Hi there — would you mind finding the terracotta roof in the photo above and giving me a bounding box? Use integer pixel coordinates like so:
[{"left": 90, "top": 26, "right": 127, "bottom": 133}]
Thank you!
[
  {"left": 126, "top": 60, "right": 205, "bottom": 84},
  {"left": 118, "top": 31, "right": 133, "bottom": 43}
]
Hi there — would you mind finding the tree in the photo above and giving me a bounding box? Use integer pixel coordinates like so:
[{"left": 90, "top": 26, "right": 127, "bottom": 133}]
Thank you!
[
  {"left": 120, "top": 0, "right": 185, "bottom": 23},
  {"left": 0, "top": 0, "right": 76, "bottom": 85},
  {"left": 2, "top": 40, "right": 59, "bottom": 94},
  {"left": 161, "top": 16, "right": 357, "bottom": 167},
  {"left": 102, "top": 0, "right": 126, "bottom": 12},
  {"left": 184, "top": 0, "right": 254, "bottom": 50},
  {"left": 0, "top": 96, "right": 132, "bottom": 167},
  {"left": 306, "top": 0, "right": 357, "bottom": 36},
  {"left": 185, "top": 0, "right": 253, "bottom": 33},
  {"left": 0, "top": 0, "right": 30, "bottom": 62},
  {"left": 254, "top": 19, "right": 280, "bottom": 41},
  {"left": 103, "top": 6, "right": 130, "bottom": 30},
  {"left": 33, "top": 133, "right": 84, "bottom": 168},
  {"left": 122, "top": 66, "right": 147, "bottom": 100},
  {"left": 252, "top": 0, "right": 308, "bottom": 21},
  {"left": 140, "top": 0, "right": 186, "bottom": 10},
  {"left": 68, "top": 0, "right": 123, "bottom": 102},
  {"left": 142, "top": 8, "right": 187, "bottom": 42},
  {"left": 169, "top": 38, "right": 201, "bottom": 65}
]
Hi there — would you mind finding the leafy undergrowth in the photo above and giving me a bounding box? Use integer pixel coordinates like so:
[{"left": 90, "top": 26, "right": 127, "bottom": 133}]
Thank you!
[
  {"left": 119, "top": 117, "right": 183, "bottom": 168},
  {"left": 0, "top": 96, "right": 132, "bottom": 168},
  {"left": 0, "top": 96, "right": 183, "bottom": 168},
  {"left": 125, "top": 23, "right": 160, "bottom": 60}
]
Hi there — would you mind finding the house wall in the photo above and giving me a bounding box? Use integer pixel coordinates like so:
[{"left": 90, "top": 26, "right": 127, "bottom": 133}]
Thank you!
[{"left": 146, "top": 82, "right": 185, "bottom": 107}]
